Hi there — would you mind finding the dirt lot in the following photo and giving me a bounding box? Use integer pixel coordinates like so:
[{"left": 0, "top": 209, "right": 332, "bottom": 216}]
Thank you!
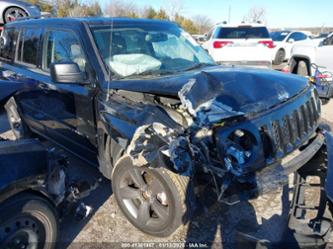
[{"left": 1, "top": 99, "right": 332, "bottom": 249}]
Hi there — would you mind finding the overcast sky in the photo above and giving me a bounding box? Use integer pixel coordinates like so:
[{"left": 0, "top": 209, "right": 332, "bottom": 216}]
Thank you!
[{"left": 96, "top": 0, "right": 333, "bottom": 28}]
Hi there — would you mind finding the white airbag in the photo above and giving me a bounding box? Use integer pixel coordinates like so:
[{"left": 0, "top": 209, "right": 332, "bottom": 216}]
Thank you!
[{"left": 109, "top": 54, "right": 161, "bottom": 77}]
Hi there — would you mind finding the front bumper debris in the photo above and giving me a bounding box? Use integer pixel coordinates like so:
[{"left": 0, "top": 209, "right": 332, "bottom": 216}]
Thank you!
[{"left": 255, "top": 133, "right": 325, "bottom": 195}]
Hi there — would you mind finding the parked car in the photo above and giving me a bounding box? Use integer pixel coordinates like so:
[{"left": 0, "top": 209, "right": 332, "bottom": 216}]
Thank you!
[
  {"left": 315, "top": 32, "right": 330, "bottom": 39},
  {"left": 0, "top": 139, "right": 58, "bottom": 249},
  {"left": 192, "top": 34, "right": 206, "bottom": 44},
  {"left": 290, "top": 32, "right": 333, "bottom": 76},
  {"left": 0, "top": 0, "right": 41, "bottom": 24},
  {"left": 202, "top": 22, "right": 273, "bottom": 68},
  {"left": 270, "top": 31, "right": 311, "bottom": 65},
  {"left": 0, "top": 18, "right": 327, "bottom": 237}
]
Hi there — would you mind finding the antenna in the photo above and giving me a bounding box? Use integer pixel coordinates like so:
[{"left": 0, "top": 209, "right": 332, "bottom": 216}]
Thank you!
[{"left": 228, "top": 5, "right": 231, "bottom": 23}]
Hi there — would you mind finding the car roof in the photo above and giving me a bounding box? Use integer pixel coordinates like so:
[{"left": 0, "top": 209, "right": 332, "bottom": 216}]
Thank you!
[{"left": 5, "top": 17, "right": 177, "bottom": 28}]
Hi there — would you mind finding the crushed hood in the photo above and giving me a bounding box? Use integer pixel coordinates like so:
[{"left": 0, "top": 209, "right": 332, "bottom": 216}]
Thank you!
[
  {"left": 109, "top": 66, "right": 309, "bottom": 114},
  {"left": 0, "top": 80, "right": 25, "bottom": 102}
]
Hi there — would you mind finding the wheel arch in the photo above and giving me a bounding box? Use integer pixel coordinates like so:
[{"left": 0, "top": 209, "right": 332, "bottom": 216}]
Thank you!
[
  {"left": 0, "top": 177, "right": 57, "bottom": 210},
  {"left": 290, "top": 55, "right": 312, "bottom": 75}
]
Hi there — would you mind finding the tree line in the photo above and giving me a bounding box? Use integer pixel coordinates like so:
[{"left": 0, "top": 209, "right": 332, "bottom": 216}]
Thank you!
[{"left": 26, "top": 0, "right": 213, "bottom": 34}]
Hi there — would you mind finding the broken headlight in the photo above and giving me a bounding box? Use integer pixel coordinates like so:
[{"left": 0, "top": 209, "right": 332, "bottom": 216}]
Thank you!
[{"left": 215, "top": 124, "right": 265, "bottom": 176}]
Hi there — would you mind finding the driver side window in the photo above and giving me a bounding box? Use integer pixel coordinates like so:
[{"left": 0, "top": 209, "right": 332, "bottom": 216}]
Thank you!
[{"left": 43, "top": 30, "right": 86, "bottom": 72}]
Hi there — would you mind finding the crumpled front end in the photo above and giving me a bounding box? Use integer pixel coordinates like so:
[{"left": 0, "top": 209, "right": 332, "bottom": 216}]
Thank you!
[{"left": 127, "top": 72, "right": 323, "bottom": 203}]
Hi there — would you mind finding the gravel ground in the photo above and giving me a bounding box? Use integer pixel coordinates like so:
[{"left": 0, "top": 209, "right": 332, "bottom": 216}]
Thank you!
[{"left": 1, "top": 99, "right": 332, "bottom": 249}]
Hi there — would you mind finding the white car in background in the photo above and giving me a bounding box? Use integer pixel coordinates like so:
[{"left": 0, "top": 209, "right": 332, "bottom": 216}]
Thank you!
[
  {"left": 270, "top": 31, "right": 311, "bottom": 65},
  {"left": 290, "top": 32, "right": 333, "bottom": 77},
  {"left": 202, "top": 23, "right": 273, "bottom": 68}
]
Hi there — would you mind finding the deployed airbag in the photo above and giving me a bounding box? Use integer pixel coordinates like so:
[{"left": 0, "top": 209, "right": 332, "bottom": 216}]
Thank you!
[{"left": 109, "top": 54, "right": 161, "bottom": 77}]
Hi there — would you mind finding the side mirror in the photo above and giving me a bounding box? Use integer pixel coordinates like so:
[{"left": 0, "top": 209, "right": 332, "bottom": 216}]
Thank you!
[
  {"left": 50, "top": 62, "right": 86, "bottom": 84},
  {"left": 288, "top": 38, "right": 295, "bottom": 44}
]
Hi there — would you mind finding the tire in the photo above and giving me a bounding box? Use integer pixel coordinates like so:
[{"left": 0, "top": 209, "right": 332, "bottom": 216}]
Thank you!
[
  {"left": 296, "top": 60, "right": 309, "bottom": 76},
  {"left": 3, "top": 7, "right": 27, "bottom": 23},
  {"left": 273, "top": 49, "right": 285, "bottom": 65},
  {"left": 321, "top": 98, "right": 329, "bottom": 105},
  {"left": 112, "top": 156, "right": 191, "bottom": 237},
  {"left": 0, "top": 194, "right": 57, "bottom": 249}
]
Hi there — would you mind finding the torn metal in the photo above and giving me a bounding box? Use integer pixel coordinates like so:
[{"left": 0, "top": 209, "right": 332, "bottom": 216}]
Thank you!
[
  {"left": 127, "top": 72, "right": 326, "bottom": 204},
  {"left": 127, "top": 77, "right": 244, "bottom": 178}
]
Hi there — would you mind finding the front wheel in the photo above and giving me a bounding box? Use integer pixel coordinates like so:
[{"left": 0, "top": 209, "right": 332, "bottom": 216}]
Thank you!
[
  {"left": 0, "top": 194, "right": 58, "bottom": 249},
  {"left": 112, "top": 156, "right": 191, "bottom": 237}
]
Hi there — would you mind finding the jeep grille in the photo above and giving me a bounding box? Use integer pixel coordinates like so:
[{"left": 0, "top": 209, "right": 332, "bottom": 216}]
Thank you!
[{"left": 261, "top": 93, "right": 321, "bottom": 162}]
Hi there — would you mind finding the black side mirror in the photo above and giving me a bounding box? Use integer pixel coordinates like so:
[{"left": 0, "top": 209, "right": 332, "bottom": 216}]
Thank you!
[{"left": 50, "top": 62, "right": 86, "bottom": 84}]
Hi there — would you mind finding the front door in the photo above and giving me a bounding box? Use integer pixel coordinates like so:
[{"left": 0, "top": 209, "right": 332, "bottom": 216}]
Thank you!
[{"left": 19, "top": 28, "right": 98, "bottom": 165}]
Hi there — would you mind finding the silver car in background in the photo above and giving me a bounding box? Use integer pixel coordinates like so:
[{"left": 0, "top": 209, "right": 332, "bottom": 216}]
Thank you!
[{"left": 0, "top": 0, "right": 41, "bottom": 24}]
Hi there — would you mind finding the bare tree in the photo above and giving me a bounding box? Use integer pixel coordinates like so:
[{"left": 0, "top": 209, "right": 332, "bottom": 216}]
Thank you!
[
  {"left": 166, "top": 0, "right": 183, "bottom": 20},
  {"left": 243, "top": 6, "right": 266, "bottom": 23},
  {"left": 192, "top": 15, "right": 213, "bottom": 34},
  {"left": 68, "top": 5, "right": 87, "bottom": 17},
  {"left": 104, "top": 0, "right": 138, "bottom": 17}
]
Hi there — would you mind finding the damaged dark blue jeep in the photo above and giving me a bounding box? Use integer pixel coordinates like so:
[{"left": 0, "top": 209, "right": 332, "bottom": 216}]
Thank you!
[{"left": 0, "top": 18, "right": 332, "bottom": 238}]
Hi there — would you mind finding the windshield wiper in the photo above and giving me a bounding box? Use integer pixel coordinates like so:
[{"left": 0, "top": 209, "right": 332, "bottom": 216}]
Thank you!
[
  {"left": 183, "top": 63, "right": 215, "bottom": 72},
  {"left": 139, "top": 69, "right": 178, "bottom": 76},
  {"left": 119, "top": 69, "right": 178, "bottom": 80}
]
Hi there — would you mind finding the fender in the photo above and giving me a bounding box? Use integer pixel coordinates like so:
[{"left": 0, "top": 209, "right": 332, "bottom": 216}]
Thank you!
[
  {"left": 0, "top": 79, "right": 25, "bottom": 104},
  {"left": 96, "top": 92, "right": 183, "bottom": 179},
  {"left": 0, "top": 139, "right": 49, "bottom": 203}
]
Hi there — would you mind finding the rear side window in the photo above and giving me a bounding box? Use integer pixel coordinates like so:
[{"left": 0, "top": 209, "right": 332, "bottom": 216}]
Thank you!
[
  {"left": 288, "top": 32, "right": 307, "bottom": 42},
  {"left": 43, "top": 30, "right": 86, "bottom": 72},
  {"left": 214, "top": 27, "right": 270, "bottom": 39},
  {"left": 17, "top": 28, "right": 42, "bottom": 66},
  {"left": 0, "top": 28, "right": 19, "bottom": 61},
  {"left": 270, "top": 31, "right": 290, "bottom": 41}
]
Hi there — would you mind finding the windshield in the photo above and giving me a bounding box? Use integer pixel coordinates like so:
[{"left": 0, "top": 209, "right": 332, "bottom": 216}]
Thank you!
[
  {"left": 270, "top": 31, "right": 290, "bottom": 41},
  {"left": 214, "top": 26, "right": 270, "bottom": 39},
  {"left": 91, "top": 23, "right": 215, "bottom": 79}
]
